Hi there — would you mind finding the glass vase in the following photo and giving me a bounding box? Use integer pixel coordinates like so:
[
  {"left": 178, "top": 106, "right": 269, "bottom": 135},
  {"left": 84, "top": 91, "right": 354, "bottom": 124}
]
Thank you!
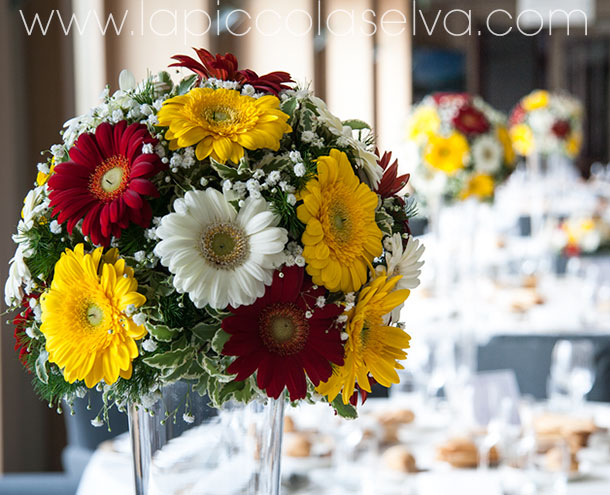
[{"left": 128, "top": 381, "right": 285, "bottom": 495}]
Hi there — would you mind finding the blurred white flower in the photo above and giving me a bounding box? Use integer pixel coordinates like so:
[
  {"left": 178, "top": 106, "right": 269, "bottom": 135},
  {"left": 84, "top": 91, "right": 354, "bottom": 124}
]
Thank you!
[{"left": 472, "top": 135, "right": 503, "bottom": 174}]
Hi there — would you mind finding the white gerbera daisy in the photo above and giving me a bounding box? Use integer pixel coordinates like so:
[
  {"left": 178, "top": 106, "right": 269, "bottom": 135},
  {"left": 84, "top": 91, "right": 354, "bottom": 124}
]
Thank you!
[
  {"left": 379, "top": 233, "right": 425, "bottom": 290},
  {"left": 155, "top": 189, "right": 288, "bottom": 309},
  {"left": 471, "top": 135, "right": 503, "bottom": 175}
]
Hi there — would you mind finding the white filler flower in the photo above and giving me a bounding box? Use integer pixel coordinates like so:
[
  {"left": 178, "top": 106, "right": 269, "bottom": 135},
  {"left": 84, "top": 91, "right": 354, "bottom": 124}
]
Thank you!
[{"left": 155, "top": 189, "right": 287, "bottom": 309}]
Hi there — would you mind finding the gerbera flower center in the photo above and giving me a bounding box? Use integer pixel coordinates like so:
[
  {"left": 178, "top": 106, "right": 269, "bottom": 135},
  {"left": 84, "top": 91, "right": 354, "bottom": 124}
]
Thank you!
[
  {"left": 205, "top": 106, "right": 236, "bottom": 125},
  {"left": 101, "top": 167, "right": 125, "bottom": 192},
  {"left": 89, "top": 155, "right": 130, "bottom": 201},
  {"left": 187, "top": 90, "right": 256, "bottom": 135},
  {"left": 438, "top": 146, "right": 450, "bottom": 158},
  {"left": 329, "top": 201, "right": 353, "bottom": 243},
  {"left": 84, "top": 302, "right": 105, "bottom": 327},
  {"left": 462, "top": 114, "right": 477, "bottom": 127},
  {"left": 199, "top": 222, "right": 249, "bottom": 268},
  {"left": 259, "top": 303, "right": 309, "bottom": 356}
]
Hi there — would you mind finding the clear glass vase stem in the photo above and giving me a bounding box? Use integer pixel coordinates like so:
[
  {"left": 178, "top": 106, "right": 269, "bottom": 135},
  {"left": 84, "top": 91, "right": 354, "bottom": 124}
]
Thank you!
[
  {"left": 258, "top": 394, "right": 285, "bottom": 495},
  {"left": 128, "top": 402, "right": 151, "bottom": 495}
]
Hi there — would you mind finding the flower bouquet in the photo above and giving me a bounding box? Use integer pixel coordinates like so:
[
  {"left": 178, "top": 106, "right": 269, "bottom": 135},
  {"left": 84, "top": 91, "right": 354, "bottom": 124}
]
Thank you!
[
  {"left": 509, "top": 89, "right": 583, "bottom": 158},
  {"left": 550, "top": 216, "right": 609, "bottom": 258},
  {"left": 406, "top": 92, "right": 515, "bottom": 203},
  {"left": 5, "top": 47, "right": 423, "bottom": 431}
]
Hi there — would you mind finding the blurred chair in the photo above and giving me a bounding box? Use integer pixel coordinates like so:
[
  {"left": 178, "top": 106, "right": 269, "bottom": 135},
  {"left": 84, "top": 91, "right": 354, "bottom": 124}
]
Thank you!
[
  {"left": 477, "top": 335, "right": 610, "bottom": 401},
  {"left": 0, "top": 392, "right": 128, "bottom": 495}
]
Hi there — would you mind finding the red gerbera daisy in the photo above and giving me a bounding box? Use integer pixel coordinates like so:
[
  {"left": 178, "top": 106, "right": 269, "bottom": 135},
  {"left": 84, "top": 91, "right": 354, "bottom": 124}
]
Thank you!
[
  {"left": 170, "top": 48, "right": 240, "bottom": 81},
  {"left": 452, "top": 104, "right": 490, "bottom": 135},
  {"left": 48, "top": 121, "right": 165, "bottom": 246},
  {"left": 222, "top": 266, "right": 344, "bottom": 401},
  {"left": 13, "top": 294, "right": 39, "bottom": 370},
  {"left": 376, "top": 149, "right": 410, "bottom": 198},
  {"left": 551, "top": 119, "right": 571, "bottom": 139},
  {"left": 170, "top": 48, "right": 293, "bottom": 96}
]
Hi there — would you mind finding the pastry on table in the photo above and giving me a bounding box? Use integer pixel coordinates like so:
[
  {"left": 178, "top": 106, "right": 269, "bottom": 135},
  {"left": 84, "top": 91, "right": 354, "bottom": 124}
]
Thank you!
[
  {"left": 436, "top": 437, "right": 499, "bottom": 468},
  {"left": 381, "top": 424, "right": 400, "bottom": 445},
  {"left": 284, "top": 415, "right": 296, "bottom": 433},
  {"left": 534, "top": 413, "right": 597, "bottom": 452},
  {"left": 544, "top": 446, "right": 579, "bottom": 472},
  {"left": 376, "top": 408, "right": 416, "bottom": 426},
  {"left": 284, "top": 432, "right": 312, "bottom": 458},
  {"left": 382, "top": 445, "right": 418, "bottom": 473}
]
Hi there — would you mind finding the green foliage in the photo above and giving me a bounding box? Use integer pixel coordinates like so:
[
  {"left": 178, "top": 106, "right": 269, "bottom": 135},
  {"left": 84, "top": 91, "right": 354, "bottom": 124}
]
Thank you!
[
  {"left": 28, "top": 356, "right": 81, "bottom": 406},
  {"left": 158, "top": 293, "right": 208, "bottom": 330},
  {"left": 191, "top": 322, "right": 220, "bottom": 343},
  {"left": 403, "top": 195, "right": 419, "bottom": 220},
  {"left": 132, "top": 76, "right": 157, "bottom": 105},
  {"left": 24, "top": 222, "right": 76, "bottom": 281},
  {"left": 331, "top": 396, "right": 358, "bottom": 419},
  {"left": 376, "top": 209, "right": 394, "bottom": 236},
  {"left": 177, "top": 75, "right": 198, "bottom": 95},
  {"left": 146, "top": 324, "right": 181, "bottom": 342},
  {"left": 116, "top": 224, "right": 147, "bottom": 257},
  {"left": 143, "top": 335, "right": 191, "bottom": 369},
  {"left": 269, "top": 189, "right": 304, "bottom": 239},
  {"left": 342, "top": 119, "right": 370, "bottom": 131}
]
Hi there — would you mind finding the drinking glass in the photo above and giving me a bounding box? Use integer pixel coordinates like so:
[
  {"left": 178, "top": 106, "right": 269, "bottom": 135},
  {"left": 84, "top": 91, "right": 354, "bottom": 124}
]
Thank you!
[{"left": 548, "top": 340, "right": 595, "bottom": 409}]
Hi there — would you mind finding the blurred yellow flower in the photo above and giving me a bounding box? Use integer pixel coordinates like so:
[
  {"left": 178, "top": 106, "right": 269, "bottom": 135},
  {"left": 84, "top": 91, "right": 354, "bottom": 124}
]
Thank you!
[
  {"left": 459, "top": 173, "right": 495, "bottom": 200},
  {"left": 565, "top": 132, "right": 582, "bottom": 158},
  {"left": 497, "top": 126, "right": 515, "bottom": 166},
  {"left": 406, "top": 106, "right": 440, "bottom": 142},
  {"left": 522, "top": 90, "right": 549, "bottom": 111},
  {"left": 510, "top": 124, "right": 534, "bottom": 156},
  {"left": 424, "top": 132, "right": 469, "bottom": 175}
]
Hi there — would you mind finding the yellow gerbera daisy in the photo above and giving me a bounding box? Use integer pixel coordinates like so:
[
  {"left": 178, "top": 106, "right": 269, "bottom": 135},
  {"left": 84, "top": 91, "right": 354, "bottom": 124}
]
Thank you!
[
  {"left": 406, "top": 106, "right": 441, "bottom": 142},
  {"left": 316, "top": 273, "right": 410, "bottom": 404},
  {"left": 510, "top": 123, "right": 534, "bottom": 156},
  {"left": 40, "top": 244, "right": 147, "bottom": 388},
  {"left": 522, "top": 90, "right": 549, "bottom": 111},
  {"left": 156, "top": 87, "right": 292, "bottom": 164},
  {"left": 297, "top": 149, "right": 382, "bottom": 293},
  {"left": 424, "top": 132, "right": 469, "bottom": 175},
  {"left": 565, "top": 131, "right": 582, "bottom": 158},
  {"left": 459, "top": 173, "right": 495, "bottom": 200},
  {"left": 496, "top": 125, "right": 515, "bottom": 166}
]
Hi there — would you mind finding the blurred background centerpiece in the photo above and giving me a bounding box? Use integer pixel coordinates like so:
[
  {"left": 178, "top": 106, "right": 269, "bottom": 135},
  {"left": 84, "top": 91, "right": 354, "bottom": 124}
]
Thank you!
[{"left": 2, "top": 1, "right": 610, "bottom": 494}]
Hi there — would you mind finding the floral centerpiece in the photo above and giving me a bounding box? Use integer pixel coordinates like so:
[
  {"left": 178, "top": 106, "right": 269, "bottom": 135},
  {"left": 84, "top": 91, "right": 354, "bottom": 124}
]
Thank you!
[
  {"left": 406, "top": 92, "right": 515, "bottom": 203},
  {"left": 5, "top": 48, "right": 423, "bottom": 423},
  {"left": 550, "top": 216, "right": 610, "bottom": 258},
  {"left": 509, "top": 89, "right": 583, "bottom": 158}
]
